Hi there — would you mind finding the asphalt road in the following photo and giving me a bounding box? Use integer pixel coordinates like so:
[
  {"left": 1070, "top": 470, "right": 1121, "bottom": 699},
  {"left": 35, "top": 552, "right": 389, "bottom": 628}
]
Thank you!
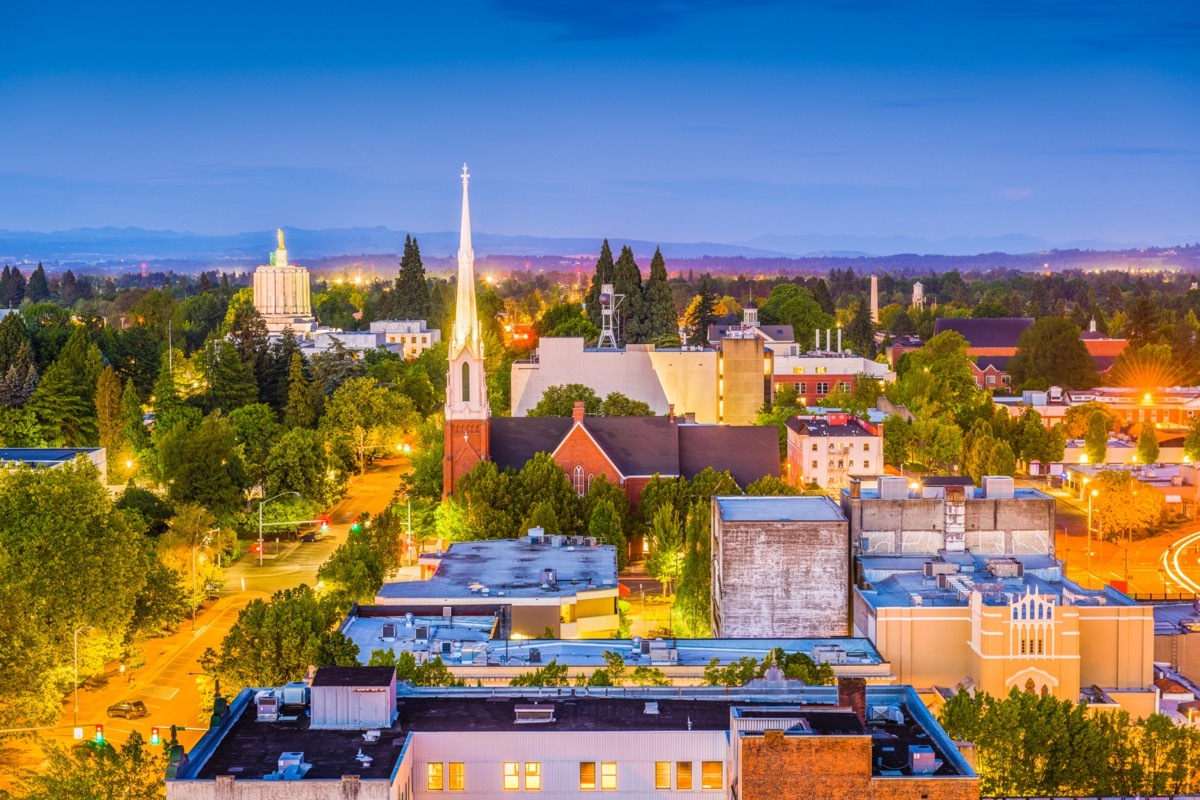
[{"left": 0, "top": 458, "right": 409, "bottom": 783}]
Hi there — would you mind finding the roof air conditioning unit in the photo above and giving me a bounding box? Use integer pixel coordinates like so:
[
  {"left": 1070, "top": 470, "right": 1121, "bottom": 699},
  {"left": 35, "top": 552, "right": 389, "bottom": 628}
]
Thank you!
[
  {"left": 529, "top": 648, "right": 541, "bottom": 663},
  {"left": 381, "top": 623, "right": 397, "bottom": 641}
]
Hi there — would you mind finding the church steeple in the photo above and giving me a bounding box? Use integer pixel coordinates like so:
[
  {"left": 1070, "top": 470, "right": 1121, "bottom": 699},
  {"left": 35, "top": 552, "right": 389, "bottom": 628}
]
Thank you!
[{"left": 451, "top": 163, "right": 482, "bottom": 360}]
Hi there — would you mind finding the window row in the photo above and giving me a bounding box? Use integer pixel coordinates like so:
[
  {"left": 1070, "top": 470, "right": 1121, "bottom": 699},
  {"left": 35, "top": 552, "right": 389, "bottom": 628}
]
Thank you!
[
  {"left": 810, "top": 442, "right": 871, "bottom": 451},
  {"left": 425, "top": 760, "right": 723, "bottom": 792},
  {"left": 810, "top": 460, "right": 870, "bottom": 471}
]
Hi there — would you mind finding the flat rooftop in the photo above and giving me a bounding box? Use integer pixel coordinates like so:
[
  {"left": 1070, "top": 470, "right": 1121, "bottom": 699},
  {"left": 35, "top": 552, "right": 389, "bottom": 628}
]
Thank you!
[
  {"left": 0, "top": 447, "right": 101, "bottom": 464},
  {"left": 851, "top": 486, "right": 1051, "bottom": 501},
  {"left": 715, "top": 495, "right": 846, "bottom": 522},
  {"left": 785, "top": 416, "right": 877, "bottom": 437},
  {"left": 1154, "top": 603, "right": 1200, "bottom": 635},
  {"left": 860, "top": 569, "right": 1135, "bottom": 610},
  {"left": 376, "top": 538, "right": 618, "bottom": 602},
  {"left": 184, "top": 686, "right": 972, "bottom": 781}
]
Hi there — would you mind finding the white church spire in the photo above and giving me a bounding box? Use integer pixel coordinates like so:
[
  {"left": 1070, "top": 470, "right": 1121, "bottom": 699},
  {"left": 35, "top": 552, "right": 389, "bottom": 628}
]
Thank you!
[{"left": 451, "top": 163, "right": 481, "bottom": 358}]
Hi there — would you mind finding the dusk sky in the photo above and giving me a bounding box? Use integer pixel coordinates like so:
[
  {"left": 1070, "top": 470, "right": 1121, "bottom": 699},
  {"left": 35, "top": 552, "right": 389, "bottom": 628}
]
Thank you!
[{"left": 2, "top": 1, "right": 1198, "bottom": 248}]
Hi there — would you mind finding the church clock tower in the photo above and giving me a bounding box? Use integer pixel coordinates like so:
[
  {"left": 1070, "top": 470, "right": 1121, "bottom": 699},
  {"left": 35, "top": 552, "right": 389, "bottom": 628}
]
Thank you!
[{"left": 443, "top": 164, "right": 490, "bottom": 497}]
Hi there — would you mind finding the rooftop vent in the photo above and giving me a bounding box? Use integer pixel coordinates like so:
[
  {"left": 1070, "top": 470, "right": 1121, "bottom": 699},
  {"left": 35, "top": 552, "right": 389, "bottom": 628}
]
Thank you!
[
  {"left": 529, "top": 648, "right": 541, "bottom": 663},
  {"left": 381, "top": 623, "right": 397, "bottom": 641},
  {"left": 909, "top": 744, "right": 939, "bottom": 775},
  {"left": 514, "top": 704, "right": 555, "bottom": 724},
  {"left": 644, "top": 702, "right": 660, "bottom": 715},
  {"left": 415, "top": 625, "right": 430, "bottom": 642}
]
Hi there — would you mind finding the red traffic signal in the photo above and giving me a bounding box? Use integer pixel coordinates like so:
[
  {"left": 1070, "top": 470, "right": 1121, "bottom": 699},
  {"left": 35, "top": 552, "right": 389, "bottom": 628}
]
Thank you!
[
  {"left": 351, "top": 518, "right": 362, "bottom": 532},
  {"left": 94, "top": 724, "right": 104, "bottom": 743},
  {"left": 252, "top": 544, "right": 261, "bottom": 553},
  {"left": 150, "top": 726, "right": 160, "bottom": 745},
  {"left": 319, "top": 519, "right": 329, "bottom": 532}
]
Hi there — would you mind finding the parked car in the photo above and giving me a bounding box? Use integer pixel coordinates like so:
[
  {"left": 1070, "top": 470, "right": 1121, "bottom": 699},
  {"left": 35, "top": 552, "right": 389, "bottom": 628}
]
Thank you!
[{"left": 106, "top": 700, "right": 148, "bottom": 719}]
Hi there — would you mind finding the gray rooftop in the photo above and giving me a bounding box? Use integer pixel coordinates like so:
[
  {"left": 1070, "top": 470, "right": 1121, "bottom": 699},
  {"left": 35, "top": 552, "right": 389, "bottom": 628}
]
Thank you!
[
  {"left": 715, "top": 495, "right": 846, "bottom": 522},
  {"left": 375, "top": 538, "right": 618, "bottom": 602},
  {"left": 860, "top": 569, "right": 1135, "bottom": 610},
  {"left": 1154, "top": 603, "right": 1200, "bottom": 635}
]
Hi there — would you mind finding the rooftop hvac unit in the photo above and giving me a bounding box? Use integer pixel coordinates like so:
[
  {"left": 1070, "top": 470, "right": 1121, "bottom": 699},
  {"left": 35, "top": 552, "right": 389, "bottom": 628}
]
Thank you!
[
  {"left": 644, "top": 701, "right": 660, "bottom": 715},
  {"left": 641, "top": 639, "right": 652, "bottom": 655},
  {"left": 441, "top": 641, "right": 452, "bottom": 656},
  {"left": 514, "top": 704, "right": 556, "bottom": 724},
  {"left": 909, "top": 744, "right": 939, "bottom": 776},
  {"left": 404, "top": 612, "right": 414, "bottom": 625},
  {"left": 585, "top": 537, "right": 598, "bottom": 547},
  {"left": 381, "top": 623, "right": 397, "bottom": 641},
  {"left": 981, "top": 476, "right": 1015, "bottom": 499},
  {"left": 529, "top": 648, "right": 541, "bottom": 663},
  {"left": 878, "top": 476, "right": 908, "bottom": 500},
  {"left": 936, "top": 574, "right": 950, "bottom": 590},
  {"left": 443, "top": 606, "right": 453, "bottom": 622},
  {"left": 278, "top": 752, "right": 305, "bottom": 772},
  {"left": 811, "top": 644, "right": 847, "bottom": 665},
  {"left": 867, "top": 704, "right": 905, "bottom": 725},
  {"left": 415, "top": 626, "right": 430, "bottom": 642}
]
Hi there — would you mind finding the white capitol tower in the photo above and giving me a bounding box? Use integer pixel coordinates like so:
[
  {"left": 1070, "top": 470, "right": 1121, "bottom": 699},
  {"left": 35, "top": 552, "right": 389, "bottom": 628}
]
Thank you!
[{"left": 252, "top": 228, "right": 317, "bottom": 333}]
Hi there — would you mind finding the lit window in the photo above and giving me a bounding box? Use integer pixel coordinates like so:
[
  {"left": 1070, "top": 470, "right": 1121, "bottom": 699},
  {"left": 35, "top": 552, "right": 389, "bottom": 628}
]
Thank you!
[
  {"left": 573, "top": 465, "right": 586, "bottom": 496},
  {"left": 525, "top": 762, "right": 541, "bottom": 791},
  {"left": 449, "top": 763, "right": 464, "bottom": 791},
  {"left": 816, "top": 366, "right": 828, "bottom": 374},
  {"left": 863, "top": 442, "right": 870, "bottom": 452},
  {"left": 701, "top": 762, "right": 723, "bottom": 790},
  {"left": 428, "top": 763, "right": 444, "bottom": 791},
  {"left": 811, "top": 443, "right": 818, "bottom": 452},
  {"left": 580, "top": 762, "right": 596, "bottom": 791},
  {"left": 504, "top": 762, "right": 519, "bottom": 791},
  {"left": 600, "top": 762, "right": 617, "bottom": 791},
  {"left": 676, "top": 762, "right": 693, "bottom": 790},
  {"left": 655, "top": 762, "right": 671, "bottom": 790},
  {"left": 849, "top": 460, "right": 854, "bottom": 468}
]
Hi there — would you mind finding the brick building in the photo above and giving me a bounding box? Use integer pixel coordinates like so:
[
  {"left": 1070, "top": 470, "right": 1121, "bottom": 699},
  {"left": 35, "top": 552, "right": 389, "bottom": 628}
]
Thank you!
[{"left": 768, "top": 348, "right": 894, "bottom": 405}]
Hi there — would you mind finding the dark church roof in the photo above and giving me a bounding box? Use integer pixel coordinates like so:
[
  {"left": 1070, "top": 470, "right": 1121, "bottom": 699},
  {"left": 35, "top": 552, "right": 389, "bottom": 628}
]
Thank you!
[
  {"left": 488, "top": 416, "right": 779, "bottom": 487},
  {"left": 933, "top": 318, "right": 1033, "bottom": 348}
]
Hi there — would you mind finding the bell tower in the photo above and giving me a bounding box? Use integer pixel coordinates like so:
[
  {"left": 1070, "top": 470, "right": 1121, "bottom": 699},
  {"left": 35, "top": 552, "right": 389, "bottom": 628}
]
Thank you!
[{"left": 443, "top": 164, "right": 490, "bottom": 497}]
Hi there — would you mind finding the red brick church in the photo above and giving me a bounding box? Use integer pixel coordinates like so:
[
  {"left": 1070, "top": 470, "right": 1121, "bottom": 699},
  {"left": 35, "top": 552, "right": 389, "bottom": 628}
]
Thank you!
[{"left": 442, "top": 166, "right": 779, "bottom": 504}]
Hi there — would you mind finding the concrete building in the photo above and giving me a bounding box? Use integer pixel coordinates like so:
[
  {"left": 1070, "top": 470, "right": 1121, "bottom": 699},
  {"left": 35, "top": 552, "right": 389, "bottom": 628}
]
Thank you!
[
  {"left": 374, "top": 534, "right": 621, "bottom": 639},
  {"left": 368, "top": 320, "right": 441, "bottom": 359},
  {"left": 1154, "top": 602, "right": 1200, "bottom": 686},
  {"left": 842, "top": 476, "right": 1056, "bottom": 557},
  {"left": 167, "top": 678, "right": 978, "bottom": 800},
  {"left": 854, "top": 566, "right": 1158, "bottom": 718},
  {"left": 253, "top": 229, "right": 317, "bottom": 335},
  {"left": 711, "top": 496, "right": 851, "bottom": 638},
  {"left": 342, "top": 605, "right": 895, "bottom": 685},
  {"left": 768, "top": 347, "right": 894, "bottom": 406},
  {"left": 785, "top": 413, "right": 883, "bottom": 490}
]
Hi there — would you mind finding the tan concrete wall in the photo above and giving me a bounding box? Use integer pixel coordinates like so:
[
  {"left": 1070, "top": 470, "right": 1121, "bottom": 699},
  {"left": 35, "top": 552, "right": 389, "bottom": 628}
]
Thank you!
[
  {"left": 1076, "top": 605, "right": 1155, "bottom": 690},
  {"left": 718, "top": 337, "right": 766, "bottom": 426},
  {"left": 872, "top": 608, "right": 973, "bottom": 689}
]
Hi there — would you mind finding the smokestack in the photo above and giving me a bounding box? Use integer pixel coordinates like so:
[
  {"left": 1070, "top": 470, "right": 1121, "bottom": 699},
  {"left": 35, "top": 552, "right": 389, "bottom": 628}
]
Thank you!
[
  {"left": 837, "top": 327, "right": 842, "bottom": 352},
  {"left": 838, "top": 677, "right": 867, "bottom": 723},
  {"left": 825, "top": 329, "right": 830, "bottom": 352},
  {"left": 870, "top": 276, "right": 879, "bottom": 324},
  {"left": 815, "top": 329, "right": 820, "bottom": 350}
]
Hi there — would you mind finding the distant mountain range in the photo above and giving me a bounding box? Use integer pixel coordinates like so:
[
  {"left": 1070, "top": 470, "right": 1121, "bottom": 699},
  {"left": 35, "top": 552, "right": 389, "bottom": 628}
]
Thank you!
[{"left": 0, "top": 226, "right": 1185, "bottom": 265}]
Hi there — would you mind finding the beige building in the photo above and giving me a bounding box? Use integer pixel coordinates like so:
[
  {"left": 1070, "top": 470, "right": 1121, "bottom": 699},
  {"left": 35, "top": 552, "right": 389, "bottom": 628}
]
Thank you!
[
  {"left": 252, "top": 229, "right": 317, "bottom": 334},
  {"left": 854, "top": 566, "right": 1157, "bottom": 717},
  {"left": 785, "top": 414, "right": 883, "bottom": 490},
  {"left": 370, "top": 319, "right": 441, "bottom": 360}
]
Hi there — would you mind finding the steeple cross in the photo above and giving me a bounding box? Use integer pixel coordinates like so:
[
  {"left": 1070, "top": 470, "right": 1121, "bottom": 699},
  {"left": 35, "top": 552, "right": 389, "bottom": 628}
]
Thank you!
[{"left": 461, "top": 163, "right": 470, "bottom": 183}]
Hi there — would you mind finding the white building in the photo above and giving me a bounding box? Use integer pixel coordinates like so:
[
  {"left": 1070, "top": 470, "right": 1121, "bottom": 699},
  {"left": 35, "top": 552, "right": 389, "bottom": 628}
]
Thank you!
[
  {"left": 370, "top": 320, "right": 441, "bottom": 359},
  {"left": 253, "top": 229, "right": 318, "bottom": 335},
  {"left": 784, "top": 414, "right": 883, "bottom": 490}
]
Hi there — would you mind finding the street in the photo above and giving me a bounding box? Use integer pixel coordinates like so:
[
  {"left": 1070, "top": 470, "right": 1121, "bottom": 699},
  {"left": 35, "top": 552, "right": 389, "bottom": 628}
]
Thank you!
[{"left": 0, "top": 458, "right": 408, "bottom": 784}]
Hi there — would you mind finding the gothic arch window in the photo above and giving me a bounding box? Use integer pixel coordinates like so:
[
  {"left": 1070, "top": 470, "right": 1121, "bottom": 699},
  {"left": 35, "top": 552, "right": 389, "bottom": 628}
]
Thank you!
[
  {"left": 461, "top": 361, "right": 471, "bottom": 403},
  {"left": 573, "top": 465, "right": 586, "bottom": 496}
]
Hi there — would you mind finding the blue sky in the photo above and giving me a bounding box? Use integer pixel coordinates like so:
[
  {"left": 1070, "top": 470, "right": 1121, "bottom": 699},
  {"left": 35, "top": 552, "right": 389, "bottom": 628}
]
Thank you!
[{"left": 1, "top": 0, "right": 1198, "bottom": 246}]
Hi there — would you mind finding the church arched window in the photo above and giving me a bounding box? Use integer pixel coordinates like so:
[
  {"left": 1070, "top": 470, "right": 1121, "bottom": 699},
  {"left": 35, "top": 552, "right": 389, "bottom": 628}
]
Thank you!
[
  {"left": 573, "top": 465, "right": 586, "bottom": 496},
  {"left": 461, "top": 361, "right": 471, "bottom": 403}
]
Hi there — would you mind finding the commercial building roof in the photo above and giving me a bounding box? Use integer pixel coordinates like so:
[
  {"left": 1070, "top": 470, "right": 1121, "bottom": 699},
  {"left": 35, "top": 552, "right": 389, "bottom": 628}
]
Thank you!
[
  {"left": 859, "top": 569, "right": 1135, "bottom": 610},
  {"left": 1153, "top": 603, "right": 1200, "bottom": 635},
  {"left": 785, "top": 416, "right": 879, "bottom": 437},
  {"left": 933, "top": 317, "right": 1034, "bottom": 348},
  {"left": 714, "top": 495, "right": 846, "bottom": 522},
  {"left": 310, "top": 666, "right": 394, "bottom": 688},
  {"left": 0, "top": 447, "right": 102, "bottom": 466},
  {"left": 375, "top": 538, "right": 618, "bottom": 602}
]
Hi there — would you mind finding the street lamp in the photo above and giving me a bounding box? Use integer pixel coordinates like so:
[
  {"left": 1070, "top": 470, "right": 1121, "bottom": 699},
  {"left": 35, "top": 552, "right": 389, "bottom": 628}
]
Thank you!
[
  {"left": 1087, "top": 489, "right": 1099, "bottom": 589},
  {"left": 258, "top": 492, "right": 300, "bottom": 566},
  {"left": 73, "top": 624, "right": 95, "bottom": 728},
  {"left": 192, "top": 528, "right": 219, "bottom": 631}
]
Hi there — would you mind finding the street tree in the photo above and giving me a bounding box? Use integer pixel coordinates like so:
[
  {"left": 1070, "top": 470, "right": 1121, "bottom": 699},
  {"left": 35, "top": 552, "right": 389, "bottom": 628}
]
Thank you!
[
  {"left": 528, "top": 383, "right": 601, "bottom": 417},
  {"left": 675, "top": 498, "right": 713, "bottom": 636},
  {"left": 645, "top": 506, "right": 685, "bottom": 595},
  {"left": 228, "top": 402, "right": 282, "bottom": 490},
  {"left": 96, "top": 365, "right": 126, "bottom": 469},
  {"left": 1085, "top": 411, "right": 1109, "bottom": 464},
  {"left": 3, "top": 731, "right": 168, "bottom": 800},
  {"left": 452, "top": 460, "right": 521, "bottom": 540},
  {"left": 1091, "top": 469, "right": 1163, "bottom": 543},
  {"left": 320, "top": 377, "right": 415, "bottom": 474},
  {"left": 265, "top": 427, "right": 329, "bottom": 501},
  {"left": 1137, "top": 427, "right": 1160, "bottom": 465},
  {"left": 158, "top": 413, "right": 249, "bottom": 517},
  {"left": 588, "top": 499, "right": 625, "bottom": 569}
]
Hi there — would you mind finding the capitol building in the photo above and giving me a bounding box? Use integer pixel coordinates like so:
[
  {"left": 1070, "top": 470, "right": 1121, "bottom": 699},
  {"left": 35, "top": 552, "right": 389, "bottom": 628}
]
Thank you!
[{"left": 253, "top": 229, "right": 318, "bottom": 335}]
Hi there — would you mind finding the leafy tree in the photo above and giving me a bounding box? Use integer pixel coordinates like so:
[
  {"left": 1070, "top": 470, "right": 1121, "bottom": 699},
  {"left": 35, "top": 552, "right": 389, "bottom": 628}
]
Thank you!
[
  {"left": 888, "top": 331, "right": 981, "bottom": 423},
  {"left": 0, "top": 311, "right": 29, "bottom": 374},
  {"left": 1063, "top": 401, "right": 1119, "bottom": 439},
  {"left": 115, "top": 485, "right": 173, "bottom": 536},
  {"left": 0, "top": 340, "right": 39, "bottom": 408},
  {"left": 1136, "top": 427, "right": 1160, "bottom": 465},
  {"left": 702, "top": 656, "right": 761, "bottom": 686},
  {"left": 600, "top": 391, "right": 654, "bottom": 417},
  {"left": 882, "top": 414, "right": 913, "bottom": 466},
  {"left": 509, "top": 658, "right": 571, "bottom": 687},
  {"left": 759, "top": 283, "right": 833, "bottom": 352},
  {"left": 158, "top": 503, "right": 228, "bottom": 609},
  {"left": 526, "top": 500, "right": 561, "bottom": 535},
  {"left": 1091, "top": 469, "right": 1163, "bottom": 543},
  {"left": 756, "top": 384, "right": 806, "bottom": 458},
  {"left": 640, "top": 248, "right": 677, "bottom": 341},
  {"left": 910, "top": 416, "right": 963, "bottom": 473},
  {"left": 1184, "top": 418, "right": 1200, "bottom": 462},
  {"left": 229, "top": 403, "right": 282, "bottom": 490},
  {"left": 517, "top": 452, "right": 580, "bottom": 534},
  {"left": 645, "top": 506, "right": 685, "bottom": 594},
  {"left": 588, "top": 499, "right": 626, "bottom": 569},
  {"left": 265, "top": 427, "right": 329, "bottom": 500},
  {"left": 986, "top": 439, "right": 1017, "bottom": 477},
  {"left": 452, "top": 460, "right": 521, "bottom": 540},
  {"left": 95, "top": 365, "right": 126, "bottom": 475},
  {"left": 770, "top": 648, "right": 836, "bottom": 685},
  {"left": 584, "top": 240, "right": 615, "bottom": 328},
  {"left": 675, "top": 498, "right": 712, "bottom": 636},
  {"left": 1084, "top": 411, "right": 1108, "bottom": 464},
  {"left": 528, "top": 383, "right": 601, "bottom": 417},
  {"left": 1014, "top": 409, "right": 1065, "bottom": 465},
  {"left": 27, "top": 326, "right": 102, "bottom": 445},
  {"left": 158, "top": 413, "right": 249, "bottom": 516},
  {"left": 202, "top": 585, "right": 354, "bottom": 689},
  {"left": 535, "top": 302, "right": 600, "bottom": 340},
  {"left": 394, "top": 235, "right": 432, "bottom": 320},
  {"left": 629, "top": 665, "right": 672, "bottom": 686},
  {"left": 368, "top": 650, "right": 464, "bottom": 686},
  {"left": 319, "top": 540, "right": 385, "bottom": 603},
  {"left": 121, "top": 377, "right": 149, "bottom": 455},
  {"left": 745, "top": 474, "right": 800, "bottom": 495},
  {"left": 1008, "top": 317, "right": 1098, "bottom": 390},
  {"left": 320, "top": 377, "right": 415, "bottom": 474},
  {"left": 3, "top": 731, "right": 168, "bottom": 800}
]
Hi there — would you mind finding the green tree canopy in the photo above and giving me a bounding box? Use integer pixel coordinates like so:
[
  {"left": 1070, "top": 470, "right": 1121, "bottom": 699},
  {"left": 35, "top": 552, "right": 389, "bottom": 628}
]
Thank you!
[
  {"left": 1008, "top": 317, "right": 1099, "bottom": 391},
  {"left": 158, "top": 413, "right": 249, "bottom": 516},
  {"left": 640, "top": 248, "right": 677, "bottom": 342},
  {"left": 528, "top": 383, "right": 601, "bottom": 417}
]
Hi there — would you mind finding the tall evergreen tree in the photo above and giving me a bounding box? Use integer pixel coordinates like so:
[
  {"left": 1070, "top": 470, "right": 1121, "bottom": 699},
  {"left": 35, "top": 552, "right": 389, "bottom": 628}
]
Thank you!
[
  {"left": 203, "top": 338, "right": 259, "bottom": 413},
  {"left": 811, "top": 279, "right": 836, "bottom": 315},
  {"left": 224, "top": 302, "right": 270, "bottom": 400},
  {"left": 845, "top": 299, "right": 877, "bottom": 357},
  {"left": 0, "top": 267, "right": 12, "bottom": 308},
  {"left": 263, "top": 328, "right": 302, "bottom": 412},
  {"left": 96, "top": 365, "right": 125, "bottom": 458},
  {"left": 640, "top": 247, "right": 677, "bottom": 342},
  {"left": 0, "top": 342, "right": 38, "bottom": 407},
  {"left": 428, "top": 281, "right": 448, "bottom": 333},
  {"left": 27, "top": 326, "right": 102, "bottom": 445},
  {"left": 121, "top": 377, "right": 149, "bottom": 453},
  {"left": 687, "top": 273, "right": 720, "bottom": 345},
  {"left": 7, "top": 267, "right": 26, "bottom": 307},
  {"left": 58, "top": 270, "right": 81, "bottom": 306},
  {"left": 283, "top": 352, "right": 319, "bottom": 429},
  {"left": 584, "top": 240, "right": 615, "bottom": 329},
  {"left": 25, "top": 264, "right": 50, "bottom": 303},
  {"left": 0, "top": 312, "right": 29, "bottom": 373},
  {"left": 395, "top": 235, "right": 432, "bottom": 320},
  {"left": 612, "top": 245, "right": 644, "bottom": 343}
]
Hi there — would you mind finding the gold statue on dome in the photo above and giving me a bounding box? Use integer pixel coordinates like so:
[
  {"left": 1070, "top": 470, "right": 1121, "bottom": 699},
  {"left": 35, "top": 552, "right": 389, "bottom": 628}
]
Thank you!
[{"left": 277, "top": 228, "right": 286, "bottom": 250}]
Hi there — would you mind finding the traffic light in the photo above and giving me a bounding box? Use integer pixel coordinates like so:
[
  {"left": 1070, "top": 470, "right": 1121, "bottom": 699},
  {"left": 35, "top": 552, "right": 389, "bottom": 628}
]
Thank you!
[
  {"left": 351, "top": 518, "right": 361, "bottom": 532},
  {"left": 319, "top": 519, "right": 329, "bottom": 533},
  {"left": 150, "top": 726, "right": 160, "bottom": 745},
  {"left": 253, "top": 543, "right": 261, "bottom": 553},
  {"left": 94, "top": 724, "right": 104, "bottom": 743}
]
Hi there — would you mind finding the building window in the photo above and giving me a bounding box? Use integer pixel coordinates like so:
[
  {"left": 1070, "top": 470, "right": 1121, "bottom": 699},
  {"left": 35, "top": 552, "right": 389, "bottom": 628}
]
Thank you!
[
  {"left": 792, "top": 366, "right": 804, "bottom": 374},
  {"left": 839, "top": 382, "right": 850, "bottom": 392},
  {"left": 573, "top": 465, "right": 586, "bottom": 496},
  {"left": 816, "top": 382, "right": 829, "bottom": 395},
  {"left": 428, "top": 763, "right": 444, "bottom": 791},
  {"left": 863, "top": 460, "right": 870, "bottom": 470},
  {"left": 580, "top": 763, "right": 596, "bottom": 791},
  {"left": 849, "top": 460, "right": 854, "bottom": 468},
  {"left": 461, "top": 361, "right": 470, "bottom": 403},
  {"left": 449, "top": 763, "right": 465, "bottom": 791},
  {"left": 503, "top": 762, "right": 519, "bottom": 791},
  {"left": 655, "top": 763, "right": 671, "bottom": 790},
  {"left": 811, "top": 460, "right": 818, "bottom": 469},
  {"left": 525, "top": 762, "right": 541, "bottom": 791},
  {"left": 863, "top": 442, "right": 870, "bottom": 452},
  {"left": 798, "top": 382, "right": 807, "bottom": 394},
  {"left": 701, "top": 762, "right": 723, "bottom": 790},
  {"left": 816, "top": 366, "right": 828, "bottom": 374},
  {"left": 676, "top": 762, "right": 693, "bottom": 790},
  {"left": 587, "top": 473, "right": 594, "bottom": 492},
  {"left": 986, "top": 375, "right": 996, "bottom": 386},
  {"left": 811, "top": 443, "right": 818, "bottom": 452},
  {"left": 600, "top": 762, "right": 617, "bottom": 791}
]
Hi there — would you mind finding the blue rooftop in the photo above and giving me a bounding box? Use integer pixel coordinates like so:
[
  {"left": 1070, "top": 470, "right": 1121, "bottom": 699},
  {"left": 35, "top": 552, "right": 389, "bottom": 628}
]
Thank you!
[{"left": 715, "top": 495, "right": 846, "bottom": 522}]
